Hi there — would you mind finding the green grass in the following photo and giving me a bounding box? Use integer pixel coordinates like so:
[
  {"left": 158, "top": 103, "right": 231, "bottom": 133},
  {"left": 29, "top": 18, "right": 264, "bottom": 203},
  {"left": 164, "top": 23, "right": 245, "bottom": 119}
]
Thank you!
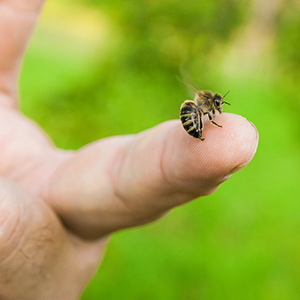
[{"left": 19, "top": 2, "right": 300, "bottom": 299}]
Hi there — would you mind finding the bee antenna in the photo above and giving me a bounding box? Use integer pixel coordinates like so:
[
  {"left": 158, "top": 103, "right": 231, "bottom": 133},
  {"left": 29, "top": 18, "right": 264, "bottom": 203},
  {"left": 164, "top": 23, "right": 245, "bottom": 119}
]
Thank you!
[
  {"left": 223, "top": 90, "right": 230, "bottom": 98},
  {"left": 223, "top": 101, "right": 231, "bottom": 105}
]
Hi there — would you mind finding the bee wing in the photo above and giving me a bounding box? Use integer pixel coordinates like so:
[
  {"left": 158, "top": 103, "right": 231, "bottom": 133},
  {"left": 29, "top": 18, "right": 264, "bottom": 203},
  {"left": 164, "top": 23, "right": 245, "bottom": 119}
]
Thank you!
[
  {"left": 176, "top": 76, "right": 199, "bottom": 94},
  {"left": 177, "top": 67, "right": 200, "bottom": 94}
]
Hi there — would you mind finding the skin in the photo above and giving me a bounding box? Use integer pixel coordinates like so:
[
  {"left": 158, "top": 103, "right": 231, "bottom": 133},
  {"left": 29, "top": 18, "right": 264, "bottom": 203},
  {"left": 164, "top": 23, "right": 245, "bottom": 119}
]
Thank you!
[{"left": 0, "top": 0, "right": 259, "bottom": 299}]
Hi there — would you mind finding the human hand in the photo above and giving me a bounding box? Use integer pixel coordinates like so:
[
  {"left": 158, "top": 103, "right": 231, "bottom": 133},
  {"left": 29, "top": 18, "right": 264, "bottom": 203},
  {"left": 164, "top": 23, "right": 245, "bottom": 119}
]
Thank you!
[{"left": 0, "top": 1, "right": 258, "bottom": 299}]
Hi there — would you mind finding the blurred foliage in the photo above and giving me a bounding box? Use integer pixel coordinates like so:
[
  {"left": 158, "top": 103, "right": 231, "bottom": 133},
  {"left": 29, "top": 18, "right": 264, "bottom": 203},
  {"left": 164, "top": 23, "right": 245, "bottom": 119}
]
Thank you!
[
  {"left": 19, "top": 0, "right": 300, "bottom": 299},
  {"left": 276, "top": 0, "right": 300, "bottom": 73},
  {"left": 83, "top": 0, "right": 250, "bottom": 69}
]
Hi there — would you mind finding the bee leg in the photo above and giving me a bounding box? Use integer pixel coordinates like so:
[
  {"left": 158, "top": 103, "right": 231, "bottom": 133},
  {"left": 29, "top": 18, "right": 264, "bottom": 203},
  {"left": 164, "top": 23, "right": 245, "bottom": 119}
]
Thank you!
[
  {"left": 199, "top": 130, "right": 205, "bottom": 141},
  {"left": 199, "top": 129, "right": 205, "bottom": 141},
  {"left": 207, "top": 113, "right": 222, "bottom": 128},
  {"left": 198, "top": 113, "right": 205, "bottom": 141}
]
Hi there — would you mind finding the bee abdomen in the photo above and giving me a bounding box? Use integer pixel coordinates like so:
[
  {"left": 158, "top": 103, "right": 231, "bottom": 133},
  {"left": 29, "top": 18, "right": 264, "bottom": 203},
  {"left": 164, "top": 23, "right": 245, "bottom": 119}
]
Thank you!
[{"left": 180, "top": 101, "right": 200, "bottom": 139}]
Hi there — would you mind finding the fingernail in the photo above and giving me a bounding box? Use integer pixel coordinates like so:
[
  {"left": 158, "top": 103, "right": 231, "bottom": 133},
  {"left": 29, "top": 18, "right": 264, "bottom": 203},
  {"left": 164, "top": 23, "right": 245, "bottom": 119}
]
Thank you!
[{"left": 227, "top": 161, "right": 249, "bottom": 176}]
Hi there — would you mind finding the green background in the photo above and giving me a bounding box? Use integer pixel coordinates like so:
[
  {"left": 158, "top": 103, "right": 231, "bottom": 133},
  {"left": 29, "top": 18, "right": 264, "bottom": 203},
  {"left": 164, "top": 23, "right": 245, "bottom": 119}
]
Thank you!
[{"left": 20, "top": 0, "right": 300, "bottom": 299}]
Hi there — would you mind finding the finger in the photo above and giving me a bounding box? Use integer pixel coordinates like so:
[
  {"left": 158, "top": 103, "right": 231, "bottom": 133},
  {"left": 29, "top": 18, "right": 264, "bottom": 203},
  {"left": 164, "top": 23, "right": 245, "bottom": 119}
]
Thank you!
[
  {"left": 115, "top": 113, "right": 258, "bottom": 207},
  {"left": 46, "top": 113, "right": 258, "bottom": 239},
  {"left": 0, "top": 0, "right": 45, "bottom": 105}
]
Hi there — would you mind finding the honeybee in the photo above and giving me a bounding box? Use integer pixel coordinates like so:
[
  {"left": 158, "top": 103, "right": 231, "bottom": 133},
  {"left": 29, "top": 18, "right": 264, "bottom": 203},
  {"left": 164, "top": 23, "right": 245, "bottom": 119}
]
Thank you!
[{"left": 180, "top": 90, "right": 230, "bottom": 141}]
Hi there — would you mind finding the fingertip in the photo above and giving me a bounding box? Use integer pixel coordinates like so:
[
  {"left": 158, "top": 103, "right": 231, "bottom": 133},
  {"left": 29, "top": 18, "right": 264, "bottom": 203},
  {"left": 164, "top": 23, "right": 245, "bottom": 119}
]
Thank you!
[
  {"left": 219, "top": 114, "right": 259, "bottom": 175},
  {"left": 163, "top": 113, "right": 258, "bottom": 191},
  {"left": 106, "top": 115, "right": 258, "bottom": 221}
]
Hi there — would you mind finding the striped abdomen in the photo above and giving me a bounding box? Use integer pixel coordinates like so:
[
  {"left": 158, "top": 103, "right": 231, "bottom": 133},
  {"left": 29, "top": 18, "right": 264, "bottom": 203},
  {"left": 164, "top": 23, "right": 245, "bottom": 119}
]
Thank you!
[{"left": 180, "top": 100, "right": 203, "bottom": 139}]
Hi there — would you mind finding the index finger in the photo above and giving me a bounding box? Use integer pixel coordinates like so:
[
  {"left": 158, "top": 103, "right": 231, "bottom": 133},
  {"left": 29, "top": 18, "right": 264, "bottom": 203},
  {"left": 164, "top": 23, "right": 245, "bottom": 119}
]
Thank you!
[
  {"left": 46, "top": 113, "right": 258, "bottom": 239},
  {"left": 115, "top": 113, "right": 258, "bottom": 210}
]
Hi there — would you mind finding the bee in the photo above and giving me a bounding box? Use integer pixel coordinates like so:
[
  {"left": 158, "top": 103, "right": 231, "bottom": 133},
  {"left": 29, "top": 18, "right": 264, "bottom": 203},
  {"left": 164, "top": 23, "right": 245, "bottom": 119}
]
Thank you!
[{"left": 180, "top": 90, "right": 230, "bottom": 141}]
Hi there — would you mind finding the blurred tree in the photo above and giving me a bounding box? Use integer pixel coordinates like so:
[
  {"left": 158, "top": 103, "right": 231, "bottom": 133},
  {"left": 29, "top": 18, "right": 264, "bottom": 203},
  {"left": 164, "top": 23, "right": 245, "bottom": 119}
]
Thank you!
[
  {"left": 83, "top": 0, "right": 251, "bottom": 72},
  {"left": 275, "top": 0, "right": 300, "bottom": 75}
]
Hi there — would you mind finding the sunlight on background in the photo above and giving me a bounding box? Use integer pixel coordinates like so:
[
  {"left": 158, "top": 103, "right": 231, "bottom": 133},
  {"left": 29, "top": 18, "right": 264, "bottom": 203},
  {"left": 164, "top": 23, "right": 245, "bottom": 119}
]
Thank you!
[{"left": 20, "top": 0, "right": 300, "bottom": 299}]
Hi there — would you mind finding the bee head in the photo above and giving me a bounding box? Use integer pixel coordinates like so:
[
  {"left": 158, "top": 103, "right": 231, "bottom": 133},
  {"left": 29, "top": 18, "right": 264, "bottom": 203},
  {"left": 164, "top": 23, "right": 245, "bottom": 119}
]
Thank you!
[
  {"left": 214, "top": 90, "right": 230, "bottom": 113},
  {"left": 213, "top": 95, "right": 223, "bottom": 113}
]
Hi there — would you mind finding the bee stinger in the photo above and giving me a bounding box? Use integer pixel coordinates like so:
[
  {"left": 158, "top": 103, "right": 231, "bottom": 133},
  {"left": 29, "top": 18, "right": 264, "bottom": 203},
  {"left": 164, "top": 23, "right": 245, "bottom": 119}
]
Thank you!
[{"left": 180, "top": 90, "right": 230, "bottom": 141}]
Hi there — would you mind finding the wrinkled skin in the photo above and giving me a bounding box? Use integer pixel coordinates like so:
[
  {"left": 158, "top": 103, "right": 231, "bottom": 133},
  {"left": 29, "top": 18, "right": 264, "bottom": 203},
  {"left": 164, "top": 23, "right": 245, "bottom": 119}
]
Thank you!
[{"left": 0, "top": 1, "right": 258, "bottom": 299}]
